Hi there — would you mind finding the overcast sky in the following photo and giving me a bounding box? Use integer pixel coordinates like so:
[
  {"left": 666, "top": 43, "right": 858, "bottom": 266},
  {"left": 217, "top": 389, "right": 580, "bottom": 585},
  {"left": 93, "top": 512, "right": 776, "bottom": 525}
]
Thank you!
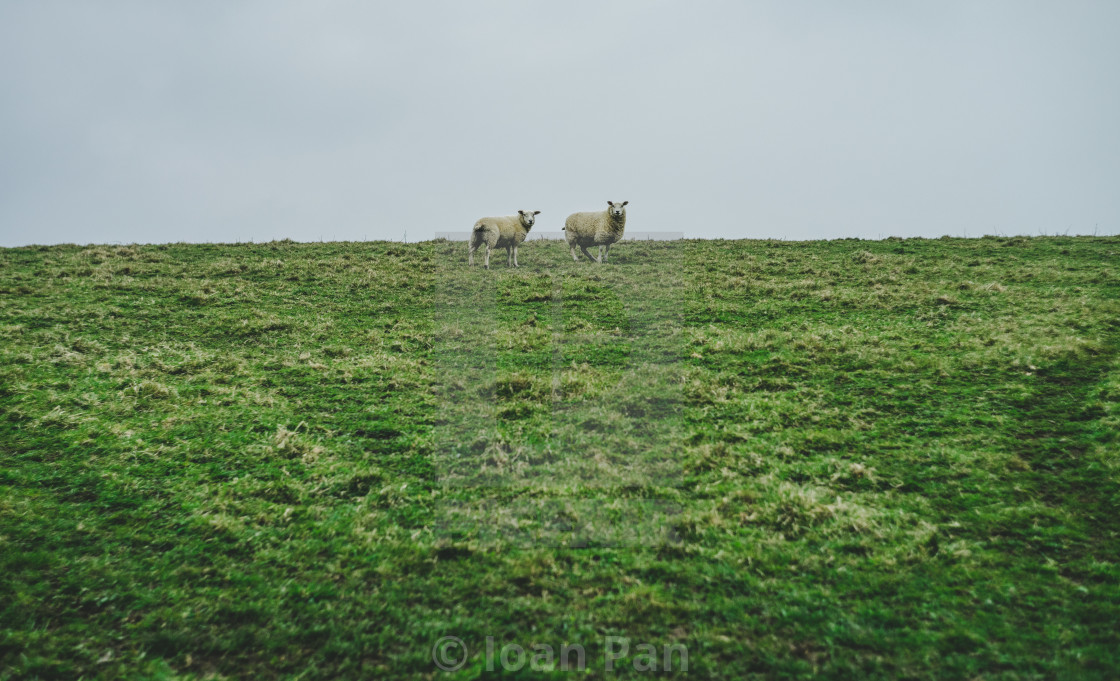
[{"left": 1, "top": 1, "right": 1118, "bottom": 247}]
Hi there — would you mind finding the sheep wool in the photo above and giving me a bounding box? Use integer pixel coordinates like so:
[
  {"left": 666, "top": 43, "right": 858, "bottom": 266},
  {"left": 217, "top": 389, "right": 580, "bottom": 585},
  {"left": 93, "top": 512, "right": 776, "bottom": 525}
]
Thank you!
[
  {"left": 563, "top": 201, "right": 628, "bottom": 263},
  {"left": 468, "top": 210, "right": 540, "bottom": 269}
]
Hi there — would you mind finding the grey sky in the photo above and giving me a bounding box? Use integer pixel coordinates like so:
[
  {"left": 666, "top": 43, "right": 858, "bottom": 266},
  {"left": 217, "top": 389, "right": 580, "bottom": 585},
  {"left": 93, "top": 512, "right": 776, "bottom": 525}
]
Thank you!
[{"left": 2, "top": 0, "right": 1118, "bottom": 247}]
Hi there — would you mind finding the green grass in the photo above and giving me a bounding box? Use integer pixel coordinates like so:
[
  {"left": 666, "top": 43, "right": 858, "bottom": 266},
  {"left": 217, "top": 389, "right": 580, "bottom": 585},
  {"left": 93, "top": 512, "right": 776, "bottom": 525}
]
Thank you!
[{"left": 1, "top": 235, "right": 1119, "bottom": 679}]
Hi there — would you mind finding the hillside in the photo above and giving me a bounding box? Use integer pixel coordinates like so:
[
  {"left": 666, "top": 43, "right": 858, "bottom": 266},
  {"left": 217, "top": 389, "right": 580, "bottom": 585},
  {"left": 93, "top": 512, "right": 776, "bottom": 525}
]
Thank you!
[{"left": 2, "top": 236, "right": 1119, "bottom": 679}]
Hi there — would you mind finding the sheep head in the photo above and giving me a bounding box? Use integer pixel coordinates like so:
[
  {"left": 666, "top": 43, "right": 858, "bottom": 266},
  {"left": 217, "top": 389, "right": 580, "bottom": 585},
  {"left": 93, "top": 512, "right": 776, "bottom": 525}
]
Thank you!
[
  {"left": 607, "top": 201, "right": 628, "bottom": 219},
  {"left": 517, "top": 210, "right": 541, "bottom": 230}
]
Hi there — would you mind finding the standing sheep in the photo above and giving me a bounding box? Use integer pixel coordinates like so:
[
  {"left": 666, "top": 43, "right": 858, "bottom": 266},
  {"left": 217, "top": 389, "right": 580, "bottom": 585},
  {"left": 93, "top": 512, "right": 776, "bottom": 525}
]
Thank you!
[
  {"left": 468, "top": 210, "right": 541, "bottom": 269},
  {"left": 563, "top": 201, "right": 628, "bottom": 263}
]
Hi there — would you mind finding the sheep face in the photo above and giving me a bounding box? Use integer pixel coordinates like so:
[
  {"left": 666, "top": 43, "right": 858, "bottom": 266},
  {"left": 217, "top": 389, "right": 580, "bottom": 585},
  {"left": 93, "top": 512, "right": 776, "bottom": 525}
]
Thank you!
[
  {"left": 607, "top": 201, "right": 629, "bottom": 219},
  {"left": 517, "top": 210, "right": 541, "bottom": 229}
]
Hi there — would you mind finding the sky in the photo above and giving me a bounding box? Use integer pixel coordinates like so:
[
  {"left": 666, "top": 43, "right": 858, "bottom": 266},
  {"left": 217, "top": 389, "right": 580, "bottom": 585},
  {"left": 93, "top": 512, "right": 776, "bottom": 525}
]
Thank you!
[{"left": 1, "top": 0, "right": 1118, "bottom": 247}]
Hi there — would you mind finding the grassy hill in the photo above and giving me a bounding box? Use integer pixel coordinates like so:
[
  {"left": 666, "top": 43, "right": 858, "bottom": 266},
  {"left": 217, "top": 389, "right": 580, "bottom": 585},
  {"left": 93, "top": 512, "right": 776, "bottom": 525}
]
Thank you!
[{"left": 2, "top": 236, "right": 1118, "bottom": 679}]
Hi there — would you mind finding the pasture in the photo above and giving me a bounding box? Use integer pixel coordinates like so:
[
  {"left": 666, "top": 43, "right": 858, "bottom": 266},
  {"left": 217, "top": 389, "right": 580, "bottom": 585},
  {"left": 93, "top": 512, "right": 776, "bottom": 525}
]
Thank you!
[{"left": 1, "top": 236, "right": 1118, "bottom": 679}]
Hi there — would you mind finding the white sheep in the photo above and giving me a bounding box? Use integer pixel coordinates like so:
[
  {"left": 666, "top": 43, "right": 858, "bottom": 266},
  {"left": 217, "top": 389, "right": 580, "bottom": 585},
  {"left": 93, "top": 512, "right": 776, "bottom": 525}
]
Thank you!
[
  {"left": 563, "top": 201, "right": 628, "bottom": 262},
  {"left": 468, "top": 210, "right": 541, "bottom": 269}
]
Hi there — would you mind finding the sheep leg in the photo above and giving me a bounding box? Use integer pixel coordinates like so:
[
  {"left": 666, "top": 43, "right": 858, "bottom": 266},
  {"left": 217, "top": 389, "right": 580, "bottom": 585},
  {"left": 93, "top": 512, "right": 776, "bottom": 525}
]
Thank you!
[
  {"left": 580, "top": 245, "right": 598, "bottom": 263},
  {"left": 512, "top": 244, "right": 519, "bottom": 268},
  {"left": 603, "top": 243, "right": 611, "bottom": 262},
  {"left": 570, "top": 244, "right": 580, "bottom": 262},
  {"left": 484, "top": 244, "right": 492, "bottom": 270},
  {"left": 506, "top": 246, "right": 513, "bottom": 267}
]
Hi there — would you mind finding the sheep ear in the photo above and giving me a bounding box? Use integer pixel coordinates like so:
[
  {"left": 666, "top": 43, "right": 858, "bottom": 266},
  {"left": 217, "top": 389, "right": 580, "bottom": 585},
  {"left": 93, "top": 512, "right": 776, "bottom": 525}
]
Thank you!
[
  {"left": 518, "top": 210, "right": 525, "bottom": 215},
  {"left": 607, "top": 201, "right": 614, "bottom": 206},
  {"left": 622, "top": 201, "right": 628, "bottom": 206},
  {"left": 533, "top": 211, "right": 541, "bottom": 215}
]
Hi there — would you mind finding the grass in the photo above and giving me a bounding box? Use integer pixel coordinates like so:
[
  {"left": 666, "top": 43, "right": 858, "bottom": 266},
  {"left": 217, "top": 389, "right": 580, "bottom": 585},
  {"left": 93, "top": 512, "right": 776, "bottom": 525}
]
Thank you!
[{"left": 1, "top": 235, "right": 1118, "bottom": 679}]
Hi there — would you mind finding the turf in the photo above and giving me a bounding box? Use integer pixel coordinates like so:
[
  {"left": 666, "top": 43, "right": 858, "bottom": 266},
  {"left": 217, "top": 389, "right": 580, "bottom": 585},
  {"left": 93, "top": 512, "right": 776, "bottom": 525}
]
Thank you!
[{"left": 1, "top": 235, "right": 1118, "bottom": 679}]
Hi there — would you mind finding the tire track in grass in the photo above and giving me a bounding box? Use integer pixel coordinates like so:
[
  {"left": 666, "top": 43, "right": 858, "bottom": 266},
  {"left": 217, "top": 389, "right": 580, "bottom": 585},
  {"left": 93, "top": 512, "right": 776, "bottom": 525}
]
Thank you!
[{"left": 1010, "top": 334, "right": 1120, "bottom": 563}]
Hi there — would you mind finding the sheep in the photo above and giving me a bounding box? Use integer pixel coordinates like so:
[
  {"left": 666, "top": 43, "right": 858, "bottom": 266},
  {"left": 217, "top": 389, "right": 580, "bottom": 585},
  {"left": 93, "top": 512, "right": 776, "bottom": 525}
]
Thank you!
[
  {"left": 563, "top": 201, "right": 628, "bottom": 263},
  {"left": 468, "top": 210, "right": 541, "bottom": 269}
]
